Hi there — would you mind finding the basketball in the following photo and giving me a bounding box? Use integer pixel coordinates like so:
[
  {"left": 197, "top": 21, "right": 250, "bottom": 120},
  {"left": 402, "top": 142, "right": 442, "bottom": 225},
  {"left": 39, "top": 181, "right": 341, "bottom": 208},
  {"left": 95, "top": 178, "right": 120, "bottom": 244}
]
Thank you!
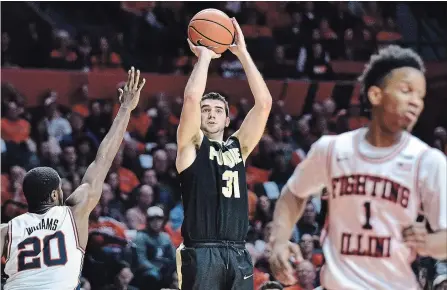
[{"left": 188, "top": 9, "right": 235, "bottom": 54}]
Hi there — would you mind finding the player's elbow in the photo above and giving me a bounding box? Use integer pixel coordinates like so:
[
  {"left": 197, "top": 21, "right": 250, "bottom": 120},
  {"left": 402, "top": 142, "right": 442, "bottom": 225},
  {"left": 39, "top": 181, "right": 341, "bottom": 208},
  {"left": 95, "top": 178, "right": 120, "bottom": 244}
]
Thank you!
[
  {"left": 275, "top": 187, "right": 307, "bottom": 218},
  {"left": 256, "top": 96, "right": 272, "bottom": 111},
  {"left": 183, "top": 92, "right": 202, "bottom": 103}
]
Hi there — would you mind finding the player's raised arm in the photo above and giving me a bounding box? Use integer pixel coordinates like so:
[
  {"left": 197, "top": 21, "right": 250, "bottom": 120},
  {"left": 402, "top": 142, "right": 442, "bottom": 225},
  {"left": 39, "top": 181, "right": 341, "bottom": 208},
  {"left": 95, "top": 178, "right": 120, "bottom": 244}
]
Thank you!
[
  {"left": 269, "top": 136, "right": 332, "bottom": 285},
  {"left": 66, "top": 67, "right": 145, "bottom": 215},
  {"left": 176, "top": 40, "right": 220, "bottom": 171},
  {"left": 229, "top": 18, "right": 272, "bottom": 161}
]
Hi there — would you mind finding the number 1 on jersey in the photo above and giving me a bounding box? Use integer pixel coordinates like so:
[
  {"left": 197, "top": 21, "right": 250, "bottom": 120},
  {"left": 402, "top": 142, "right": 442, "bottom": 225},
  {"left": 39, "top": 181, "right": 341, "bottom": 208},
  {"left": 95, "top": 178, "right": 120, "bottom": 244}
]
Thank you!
[
  {"left": 222, "top": 170, "right": 240, "bottom": 198},
  {"left": 362, "top": 201, "right": 373, "bottom": 230}
]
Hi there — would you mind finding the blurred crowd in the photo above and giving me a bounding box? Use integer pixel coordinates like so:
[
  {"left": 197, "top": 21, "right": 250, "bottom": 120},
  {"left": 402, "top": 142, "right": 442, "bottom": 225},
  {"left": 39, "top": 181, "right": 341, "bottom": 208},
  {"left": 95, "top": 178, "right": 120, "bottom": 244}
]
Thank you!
[
  {"left": 2, "top": 2, "right": 404, "bottom": 80},
  {"left": 2, "top": 77, "right": 446, "bottom": 290}
]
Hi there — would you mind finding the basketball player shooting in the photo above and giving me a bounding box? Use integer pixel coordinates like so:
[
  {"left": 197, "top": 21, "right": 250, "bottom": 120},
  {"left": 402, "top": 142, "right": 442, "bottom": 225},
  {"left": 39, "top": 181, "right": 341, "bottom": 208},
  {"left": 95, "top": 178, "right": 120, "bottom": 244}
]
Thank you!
[
  {"left": 268, "top": 45, "right": 447, "bottom": 289},
  {"left": 175, "top": 18, "right": 272, "bottom": 290},
  {"left": 0, "top": 67, "right": 145, "bottom": 290}
]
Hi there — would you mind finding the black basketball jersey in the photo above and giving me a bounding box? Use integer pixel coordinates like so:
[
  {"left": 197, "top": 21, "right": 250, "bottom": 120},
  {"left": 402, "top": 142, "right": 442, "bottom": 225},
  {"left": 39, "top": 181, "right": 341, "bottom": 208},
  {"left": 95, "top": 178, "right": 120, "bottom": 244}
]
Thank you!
[{"left": 179, "top": 135, "right": 249, "bottom": 243}]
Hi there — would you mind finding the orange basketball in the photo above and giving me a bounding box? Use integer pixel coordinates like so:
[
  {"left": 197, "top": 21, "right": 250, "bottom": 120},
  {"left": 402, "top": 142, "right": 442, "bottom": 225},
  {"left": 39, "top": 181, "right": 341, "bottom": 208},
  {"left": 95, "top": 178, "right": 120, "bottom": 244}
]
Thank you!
[{"left": 188, "top": 9, "right": 235, "bottom": 54}]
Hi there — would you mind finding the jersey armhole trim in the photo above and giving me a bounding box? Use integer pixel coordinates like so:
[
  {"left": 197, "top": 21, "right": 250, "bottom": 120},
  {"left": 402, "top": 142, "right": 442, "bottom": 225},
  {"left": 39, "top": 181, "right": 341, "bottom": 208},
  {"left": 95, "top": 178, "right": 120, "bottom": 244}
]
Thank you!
[
  {"left": 227, "top": 134, "right": 245, "bottom": 166},
  {"left": 5, "top": 222, "right": 12, "bottom": 263},
  {"left": 326, "top": 139, "right": 336, "bottom": 182},
  {"left": 67, "top": 207, "right": 86, "bottom": 254},
  {"left": 414, "top": 148, "right": 430, "bottom": 220}
]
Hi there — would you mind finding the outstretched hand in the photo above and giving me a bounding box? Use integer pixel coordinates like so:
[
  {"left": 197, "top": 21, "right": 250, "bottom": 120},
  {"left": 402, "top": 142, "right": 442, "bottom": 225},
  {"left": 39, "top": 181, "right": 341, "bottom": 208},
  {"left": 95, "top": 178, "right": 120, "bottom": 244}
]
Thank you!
[
  {"left": 187, "top": 38, "right": 221, "bottom": 60},
  {"left": 118, "top": 66, "right": 146, "bottom": 110}
]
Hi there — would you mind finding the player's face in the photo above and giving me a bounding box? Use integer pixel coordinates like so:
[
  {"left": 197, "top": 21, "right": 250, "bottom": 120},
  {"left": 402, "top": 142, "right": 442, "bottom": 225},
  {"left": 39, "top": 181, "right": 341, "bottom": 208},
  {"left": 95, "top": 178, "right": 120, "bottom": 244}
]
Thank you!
[
  {"left": 200, "top": 99, "right": 229, "bottom": 136},
  {"left": 369, "top": 67, "right": 426, "bottom": 134}
]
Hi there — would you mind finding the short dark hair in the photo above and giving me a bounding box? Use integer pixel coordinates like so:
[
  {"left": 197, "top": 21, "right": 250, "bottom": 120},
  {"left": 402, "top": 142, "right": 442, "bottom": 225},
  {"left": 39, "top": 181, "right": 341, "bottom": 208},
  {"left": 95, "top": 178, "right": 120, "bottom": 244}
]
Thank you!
[
  {"left": 23, "top": 167, "right": 60, "bottom": 210},
  {"left": 358, "top": 45, "right": 425, "bottom": 116},
  {"left": 201, "top": 92, "right": 229, "bottom": 116},
  {"left": 259, "top": 281, "right": 284, "bottom": 290}
]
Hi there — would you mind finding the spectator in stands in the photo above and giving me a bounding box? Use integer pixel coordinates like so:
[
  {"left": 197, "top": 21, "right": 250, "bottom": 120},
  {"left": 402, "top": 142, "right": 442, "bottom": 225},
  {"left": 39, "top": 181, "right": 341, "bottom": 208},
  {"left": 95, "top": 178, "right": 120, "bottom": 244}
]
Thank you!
[
  {"left": 77, "top": 35, "right": 93, "bottom": 71},
  {"left": 40, "top": 92, "right": 72, "bottom": 141},
  {"left": 163, "top": 202, "right": 183, "bottom": 248},
  {"left": 302, "top": 2, "right": 318, "bottom": 30},
  {"left": 85, "top": 100, "right": 112, "bottom": 140},
  {"left": 111, "top": 149, "right": 140, "bottom": 195},
  {"left": 1, "top": 166, "right": 27, "bottom": 206},
  {"left": 72, "top": 85, "right": 91, "bottom": 118},
  {"left": 50, "top": 30, "right": 78, "bottom": 69},
  {"left": 133, "top": 206, "right": 176, "bottom": 290},
  {"left": 299, "top": 234, "right": 324, "bottom": 269},
  {"left": 152, "top": 149, "right": 177, "bottom": 206},
  {"left": 297, "top": 201, "right": 320, "bottom": 241},
  {"left": 255, "top": 195, "right": 274, "bottom": 227},
  {"left": 286, "top": 260, "right": 317, "bottom": 290},
  {"left": 305, "top": 43, "right": 334, "bottom": 80},
  {"left": 56, "top": 145, "right": 85, "bottom": 178},
  {"left": 37, "top": 137, "right": 61, "bottom": 167},
  {"left": 101, "top": 183, "right": 126, "bottom": 223},
  {"left": 62, "top": 112, "right": 99, "bottom": 148},
  {"left": 1, "top": 102, "right": 30, "bottom": 145},
  {"left": 88, "top": 203, "right": 128, "bottom": 257},
  {"left": 91, "top": 37, "right": 122, "bottom": 71},
  {"left": 101, "top": 261, "right": 138, "bottom": 290},
  {"left": 376, "top": 17, "right": 402, "bottom": 45},
  {"left": 126, "top": 185, "right": 155, "bottom": 230},
  {"left": 107, "top": 172, "right": 127, "bottom": 205}
]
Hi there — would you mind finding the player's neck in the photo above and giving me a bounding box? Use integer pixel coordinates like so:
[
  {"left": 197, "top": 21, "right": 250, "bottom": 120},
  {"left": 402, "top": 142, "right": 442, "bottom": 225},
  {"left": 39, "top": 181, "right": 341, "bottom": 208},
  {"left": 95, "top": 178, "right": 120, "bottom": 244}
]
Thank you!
[
  {"left": 28, "top": 205, "right": 53, "bottom": 214},
  {"left": 366, "top": 120, "right": 403, "bottom": 148},
  {"left": 204, "top": 132, "right": 224, "bottom": 143}
]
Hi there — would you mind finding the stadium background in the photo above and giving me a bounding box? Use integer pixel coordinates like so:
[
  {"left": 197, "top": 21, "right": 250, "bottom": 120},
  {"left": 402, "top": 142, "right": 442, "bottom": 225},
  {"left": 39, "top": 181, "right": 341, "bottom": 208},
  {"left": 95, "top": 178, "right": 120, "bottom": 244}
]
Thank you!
[{"left": 1, "top": 2, "right": 447, "bottom": 290}]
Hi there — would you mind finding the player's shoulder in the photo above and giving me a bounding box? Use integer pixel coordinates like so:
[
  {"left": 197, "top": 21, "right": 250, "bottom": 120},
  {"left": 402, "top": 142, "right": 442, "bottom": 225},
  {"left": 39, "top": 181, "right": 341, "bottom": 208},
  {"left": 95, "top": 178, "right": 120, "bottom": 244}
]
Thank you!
[
  {"left": 312, "top": 129, "right": 358, "bottom": 150},
  {"left": 420, "top": 147, "right": 447, "bottom": 167},
  {"left": 405, "top": 133, "right": 431, "bottom": 152},
  {"left": 7, "top": 212, "right": 31, "bottom": 223}
]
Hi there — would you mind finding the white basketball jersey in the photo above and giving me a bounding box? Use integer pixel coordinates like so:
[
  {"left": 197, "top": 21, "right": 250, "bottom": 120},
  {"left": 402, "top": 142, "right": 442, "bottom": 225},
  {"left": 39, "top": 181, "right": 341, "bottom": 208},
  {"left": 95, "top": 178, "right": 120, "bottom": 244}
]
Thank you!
[
  {"left": 286, "top": 128, "right": 447, "bottom": 290},
  {"left": 4, "top": 206, "right": 85, "bottom": 290}
]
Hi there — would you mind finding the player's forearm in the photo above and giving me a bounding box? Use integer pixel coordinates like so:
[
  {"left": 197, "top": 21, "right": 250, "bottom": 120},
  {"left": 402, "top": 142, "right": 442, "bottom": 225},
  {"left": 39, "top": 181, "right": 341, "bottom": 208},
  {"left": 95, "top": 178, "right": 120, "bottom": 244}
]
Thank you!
[
  {"left": 184, "top": 54, "right": 212, "bottom": 101},
  {"left": 271, "top": 189, "right": 307, "bottom": 245},
  {"left": 237, "top": 50, "right": 272, "bottom": 109},
  {"left": 82, "top": 106, "right": 131, "bottom": 186},
  {"left": 426, "top": 230, "right": 447, "bottom": 259}
]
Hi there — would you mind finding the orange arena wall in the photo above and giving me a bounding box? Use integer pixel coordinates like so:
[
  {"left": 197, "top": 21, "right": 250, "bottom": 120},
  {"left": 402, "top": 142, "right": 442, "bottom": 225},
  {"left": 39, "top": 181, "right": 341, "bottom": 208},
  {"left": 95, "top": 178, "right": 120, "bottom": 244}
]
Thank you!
[{"left": 2, "top": 61, "right": 446, "bottom": 128}]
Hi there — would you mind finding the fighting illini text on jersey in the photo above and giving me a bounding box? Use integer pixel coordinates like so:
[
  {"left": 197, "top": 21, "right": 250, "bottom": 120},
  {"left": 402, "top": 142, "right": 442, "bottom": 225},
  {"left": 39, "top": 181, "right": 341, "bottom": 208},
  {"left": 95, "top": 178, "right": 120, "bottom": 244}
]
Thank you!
[
  {"left": 179, "top": 135, "right": 248, "bottom": 243},
  {"left": 4, "top": 206, "right": 84, "bottom": 290}
]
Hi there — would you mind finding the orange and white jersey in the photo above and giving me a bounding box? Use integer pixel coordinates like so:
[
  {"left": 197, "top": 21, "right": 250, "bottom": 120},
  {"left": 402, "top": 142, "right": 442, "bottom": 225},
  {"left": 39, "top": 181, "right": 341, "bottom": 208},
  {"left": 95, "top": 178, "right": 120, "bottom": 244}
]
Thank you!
[
  {"left": 4, "top": 206, "right": 85, "bottom": 290},
  {"left": 286, "top": 128, "right": 447, "bottom": 290}
]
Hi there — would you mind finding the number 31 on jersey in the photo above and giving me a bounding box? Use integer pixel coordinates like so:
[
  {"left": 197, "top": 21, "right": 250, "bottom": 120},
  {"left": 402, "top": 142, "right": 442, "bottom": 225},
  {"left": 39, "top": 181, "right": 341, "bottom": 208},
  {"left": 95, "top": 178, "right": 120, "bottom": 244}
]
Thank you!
[{"left": 222, "top": 170, "right": 240, "bottom": 198}]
